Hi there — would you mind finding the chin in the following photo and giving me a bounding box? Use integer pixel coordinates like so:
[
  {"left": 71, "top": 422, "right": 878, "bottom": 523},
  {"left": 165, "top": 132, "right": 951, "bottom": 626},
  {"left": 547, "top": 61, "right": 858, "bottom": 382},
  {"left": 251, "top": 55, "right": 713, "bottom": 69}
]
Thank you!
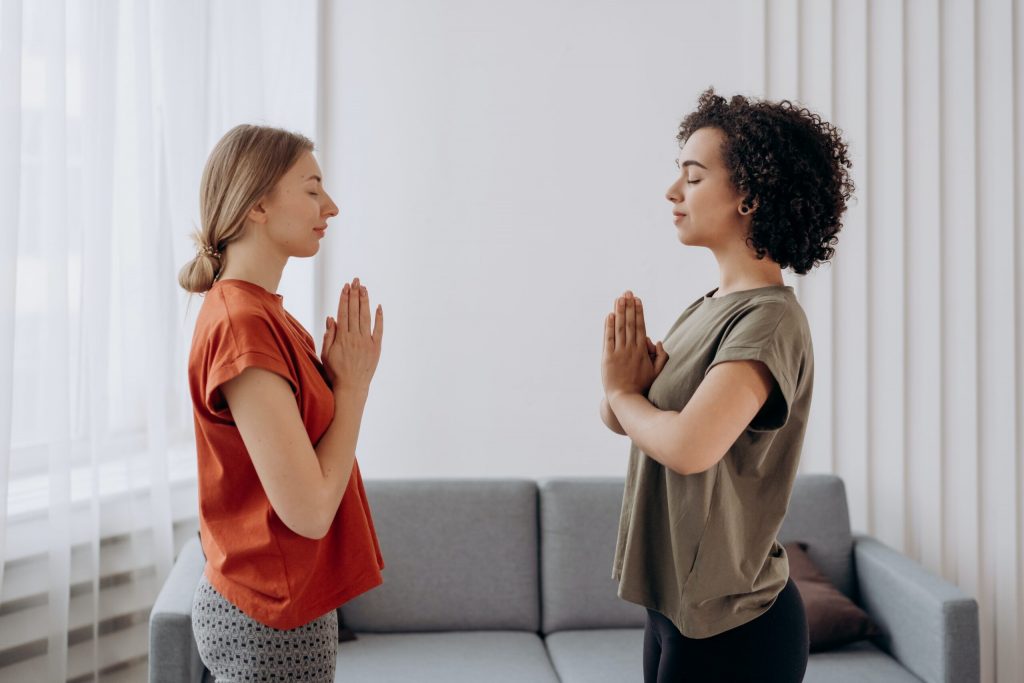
[
  {"left": 676, "top": 229, "right": 707, "bottom": 248},
  {"left": 675, "top": 226, "right": 696, "bottom": 246},
  {"left": 294, "top": 244, "right": 320, "bottom": 258}
]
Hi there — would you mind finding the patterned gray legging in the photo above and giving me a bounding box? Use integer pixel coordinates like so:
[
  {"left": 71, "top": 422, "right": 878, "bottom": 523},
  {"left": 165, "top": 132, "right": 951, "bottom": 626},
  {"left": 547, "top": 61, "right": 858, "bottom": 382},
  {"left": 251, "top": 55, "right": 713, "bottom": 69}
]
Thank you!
[{"left": 191, "top": 573, "right": 339, "bottom": 682}]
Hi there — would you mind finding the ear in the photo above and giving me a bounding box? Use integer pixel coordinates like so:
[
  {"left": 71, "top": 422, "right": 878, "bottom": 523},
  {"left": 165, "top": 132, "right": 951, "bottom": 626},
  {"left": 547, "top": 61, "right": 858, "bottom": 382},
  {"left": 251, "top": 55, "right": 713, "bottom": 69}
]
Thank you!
[
  {"left": 738, "top": 196, "right": 760, "bottom": 216},
  {"left": 247, "top": 198, "right": 270, "bottom": 225}
]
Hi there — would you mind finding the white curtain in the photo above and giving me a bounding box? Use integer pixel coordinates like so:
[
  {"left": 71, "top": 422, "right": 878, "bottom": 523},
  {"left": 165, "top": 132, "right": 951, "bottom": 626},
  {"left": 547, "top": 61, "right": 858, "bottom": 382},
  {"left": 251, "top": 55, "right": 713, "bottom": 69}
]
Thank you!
[{"left": 0, "top": 1, "right": 320, "bottom": 679}]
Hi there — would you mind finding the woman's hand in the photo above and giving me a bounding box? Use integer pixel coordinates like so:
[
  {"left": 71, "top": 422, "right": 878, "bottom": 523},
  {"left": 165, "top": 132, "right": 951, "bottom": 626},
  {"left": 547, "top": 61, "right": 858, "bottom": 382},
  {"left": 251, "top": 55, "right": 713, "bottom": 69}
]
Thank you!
[
  {"left": 321, "top": 276, "right": 383, "bottom": 395},
  {"left": 601, "top": 291, "right": 668, "bottom": 400}
]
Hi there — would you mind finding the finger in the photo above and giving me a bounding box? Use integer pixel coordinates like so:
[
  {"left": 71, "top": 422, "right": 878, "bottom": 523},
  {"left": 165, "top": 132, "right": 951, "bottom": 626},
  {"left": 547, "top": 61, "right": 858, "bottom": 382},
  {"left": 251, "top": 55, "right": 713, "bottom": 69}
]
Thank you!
[
  {"left": 322, "top": 320, "right": 336, "bottom": 367},
  {"left": 646, "top": 336, "right": 656, "bottom": 355},
  {"left": 624, "top": 292, "right": 636, "bottom": 347},
  {"left": 321, "top": 317, "right": 332, "bottom": 359},
  {"left": 604, "top": 312, "right": 615, "bottom": 353},
  {"left": 348, "top": 277, "right": 360, "bottom": 333},
  {"left": 635, "top": 297, "right": 648, "bottom": 347},
  {"left": 359, "top": 285, "right": 371, "bottom": 335},
  {"left": 372, "top": 304, "right": 384, "bottom": 345},
  {"left": 614, "top": 297, "right": 625, "bottom": 349},
  {"left": 338, "top": 284, "right": 350, "bottom": 333}
]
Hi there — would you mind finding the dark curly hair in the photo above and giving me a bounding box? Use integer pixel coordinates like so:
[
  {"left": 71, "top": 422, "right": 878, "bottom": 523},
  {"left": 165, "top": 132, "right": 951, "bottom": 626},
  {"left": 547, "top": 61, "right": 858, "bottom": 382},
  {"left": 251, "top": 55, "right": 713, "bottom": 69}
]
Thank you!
[{"left": 677, "top": 88, "right": 854, "bottom": 274}]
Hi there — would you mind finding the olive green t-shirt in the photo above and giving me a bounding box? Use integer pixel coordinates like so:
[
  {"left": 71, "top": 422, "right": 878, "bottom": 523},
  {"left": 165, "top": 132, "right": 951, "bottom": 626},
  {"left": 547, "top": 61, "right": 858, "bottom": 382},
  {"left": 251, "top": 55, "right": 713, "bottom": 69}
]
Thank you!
[{"left": 612, "top": 284, "right": 814, "bottom": 639}]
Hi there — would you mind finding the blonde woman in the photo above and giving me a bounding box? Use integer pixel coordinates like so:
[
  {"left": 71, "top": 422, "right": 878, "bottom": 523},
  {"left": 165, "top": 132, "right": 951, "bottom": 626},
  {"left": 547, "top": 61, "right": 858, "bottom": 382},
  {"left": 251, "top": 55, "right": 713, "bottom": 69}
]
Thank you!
[{"left": 179, "top": 125, "right": 384, "bottom": 682}]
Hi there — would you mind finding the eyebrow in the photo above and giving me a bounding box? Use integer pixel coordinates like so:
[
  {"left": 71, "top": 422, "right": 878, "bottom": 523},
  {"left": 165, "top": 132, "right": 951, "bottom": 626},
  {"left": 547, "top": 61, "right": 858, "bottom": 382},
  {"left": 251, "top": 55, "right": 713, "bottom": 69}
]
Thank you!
[
  {"left": 304, "top": 174, "right": 322, "bottom": 182},
  {"left": 681, "top": 160, "right": 708, "bottom": 170}
]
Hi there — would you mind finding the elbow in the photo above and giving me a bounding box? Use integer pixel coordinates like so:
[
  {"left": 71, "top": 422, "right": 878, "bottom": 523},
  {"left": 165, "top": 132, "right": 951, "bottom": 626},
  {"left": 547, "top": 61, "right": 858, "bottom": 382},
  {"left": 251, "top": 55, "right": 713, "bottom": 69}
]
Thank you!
[
  {"left": 667, "top": 446, "right": 723, "bottom": 477},
  {"left": 302, "top": 516, "right": 331, "bottom": 540},
  {"left": 599, "top": 402, "right": 627, "bottom": 436},
  {"left": 280, "top": 514, "right": 329, "bottom": 540},
  {"left": 659, "top": 445, "right": 708, "bottom": 477},
  {"left": 277, "top": 498, "right": 333, "bottom": 540}
]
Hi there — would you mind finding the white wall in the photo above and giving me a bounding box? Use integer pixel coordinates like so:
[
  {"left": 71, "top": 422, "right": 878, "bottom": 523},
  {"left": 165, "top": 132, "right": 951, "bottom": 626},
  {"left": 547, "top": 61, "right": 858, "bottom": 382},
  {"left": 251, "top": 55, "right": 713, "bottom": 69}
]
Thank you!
[
  {"left": 318, "top": 2, "right": 1022, "bottom": 682},
  {"left": 318, "top": 0, "right": 765, "bottom": 479}
]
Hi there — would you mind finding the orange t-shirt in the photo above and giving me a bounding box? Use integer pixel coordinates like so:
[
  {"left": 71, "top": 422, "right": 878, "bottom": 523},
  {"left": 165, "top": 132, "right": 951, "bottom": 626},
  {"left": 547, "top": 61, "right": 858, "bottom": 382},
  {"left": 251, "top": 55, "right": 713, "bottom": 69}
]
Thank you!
[{"left": 188, "top": 278, "right": 384, "bottom": 629}]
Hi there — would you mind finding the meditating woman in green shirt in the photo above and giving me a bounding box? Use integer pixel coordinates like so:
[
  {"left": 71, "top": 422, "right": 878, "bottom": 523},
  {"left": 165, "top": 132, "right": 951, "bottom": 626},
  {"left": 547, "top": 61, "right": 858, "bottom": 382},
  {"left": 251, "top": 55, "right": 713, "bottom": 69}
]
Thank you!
[{"left": 600, "top": 88, "right": 854, "bottom": 682}]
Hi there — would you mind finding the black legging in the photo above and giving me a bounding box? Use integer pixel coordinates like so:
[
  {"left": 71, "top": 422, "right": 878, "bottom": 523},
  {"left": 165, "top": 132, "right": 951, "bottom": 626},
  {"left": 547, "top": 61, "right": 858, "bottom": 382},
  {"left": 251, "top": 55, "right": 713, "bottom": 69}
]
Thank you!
[{"left": 643, "top": 577, "right": 809, "bottom": 682}]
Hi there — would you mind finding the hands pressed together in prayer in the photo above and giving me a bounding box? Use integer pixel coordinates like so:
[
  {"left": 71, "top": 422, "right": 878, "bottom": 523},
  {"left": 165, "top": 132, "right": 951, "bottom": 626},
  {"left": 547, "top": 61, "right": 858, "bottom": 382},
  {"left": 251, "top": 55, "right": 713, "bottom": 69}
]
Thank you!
[
  {"left": 321, "top": 276, "right": 384, "bottom": 396},
  {"left": 601, "top": 290, "right": 669, "bottom": 402}
]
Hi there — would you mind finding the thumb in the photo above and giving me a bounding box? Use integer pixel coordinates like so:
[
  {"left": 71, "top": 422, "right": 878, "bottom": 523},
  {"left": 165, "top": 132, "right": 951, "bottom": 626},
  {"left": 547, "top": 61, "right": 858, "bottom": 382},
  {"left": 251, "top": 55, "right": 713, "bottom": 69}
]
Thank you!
[
  {"left": 645, "top": 336, "right": 657, "bottom": 356},
  {"left": 654, "top": 341, "right": 669, "bottom": 374}
]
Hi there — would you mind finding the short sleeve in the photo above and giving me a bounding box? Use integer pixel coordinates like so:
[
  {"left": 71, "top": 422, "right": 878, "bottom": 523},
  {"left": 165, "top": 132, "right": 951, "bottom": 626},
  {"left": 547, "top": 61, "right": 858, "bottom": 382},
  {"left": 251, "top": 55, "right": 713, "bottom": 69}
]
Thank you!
[
  {"left": 704, "top": 303, "right": 801, "bottom": 432},
  {"left": 202, "top": 308, "right": 299, "bottom": 416}
]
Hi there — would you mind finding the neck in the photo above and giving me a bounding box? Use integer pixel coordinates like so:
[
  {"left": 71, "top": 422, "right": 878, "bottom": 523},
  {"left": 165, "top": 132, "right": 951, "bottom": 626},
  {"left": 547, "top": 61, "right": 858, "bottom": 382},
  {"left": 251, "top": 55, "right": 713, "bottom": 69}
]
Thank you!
[
  {"left": 709, "top": 235, "right": 785, "bottom": 296},
  {"left": 215, "top": 239, "right": 287, "bottom": 294}
]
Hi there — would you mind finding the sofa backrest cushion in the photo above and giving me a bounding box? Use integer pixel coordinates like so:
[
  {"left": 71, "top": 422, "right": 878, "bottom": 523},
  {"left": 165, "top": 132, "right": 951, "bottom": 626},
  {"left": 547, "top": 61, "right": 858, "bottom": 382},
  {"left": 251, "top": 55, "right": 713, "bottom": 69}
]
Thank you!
[
  {"left": 778, "top": 473, "right": 855, "bottom": 598},
  {"left": 340, "top": 479, "right": 540, "bottom": 633},
  {"left": 539, "top": 478, "right": 646, "bottom": 633},
  {"left": 539, "top": 473, "right": 854, "bottom": 633}
]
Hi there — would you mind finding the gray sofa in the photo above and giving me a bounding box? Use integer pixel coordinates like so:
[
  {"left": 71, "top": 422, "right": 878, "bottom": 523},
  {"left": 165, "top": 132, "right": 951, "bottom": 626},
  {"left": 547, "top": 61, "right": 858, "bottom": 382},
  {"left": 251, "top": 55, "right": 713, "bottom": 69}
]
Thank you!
[{"left": 150, "top": 474, "right": 979, "bottom": 682}]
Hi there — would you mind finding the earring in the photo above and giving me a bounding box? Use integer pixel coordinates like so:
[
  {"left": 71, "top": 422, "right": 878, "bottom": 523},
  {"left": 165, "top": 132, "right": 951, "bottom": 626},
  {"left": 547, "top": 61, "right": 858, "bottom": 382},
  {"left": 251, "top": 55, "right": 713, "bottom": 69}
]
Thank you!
[{"left": 739, "top": 204, "right": 752, "bottom": 215}]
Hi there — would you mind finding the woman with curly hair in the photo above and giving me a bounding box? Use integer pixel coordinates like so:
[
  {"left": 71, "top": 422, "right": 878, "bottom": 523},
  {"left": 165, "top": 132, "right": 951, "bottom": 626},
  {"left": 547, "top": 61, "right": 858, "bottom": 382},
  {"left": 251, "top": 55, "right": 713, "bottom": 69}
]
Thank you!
[{"left": 601, "top": 88, "right": 854, "bottom": 682}]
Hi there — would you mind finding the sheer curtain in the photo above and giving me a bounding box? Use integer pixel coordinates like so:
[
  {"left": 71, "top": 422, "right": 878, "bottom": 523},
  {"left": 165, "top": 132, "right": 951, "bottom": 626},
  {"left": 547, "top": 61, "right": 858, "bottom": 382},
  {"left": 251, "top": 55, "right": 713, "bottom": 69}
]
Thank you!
[{"left": 0, "top": 1, "right": 320, "bottom": 679}]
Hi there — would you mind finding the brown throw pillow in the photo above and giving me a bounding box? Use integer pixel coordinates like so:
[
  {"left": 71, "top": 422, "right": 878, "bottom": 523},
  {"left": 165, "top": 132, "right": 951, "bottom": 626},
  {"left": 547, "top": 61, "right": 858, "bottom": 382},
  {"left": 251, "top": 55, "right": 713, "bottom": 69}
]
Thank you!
[{"left": 784, "top": 541, "right": 880, "bottom": 652}]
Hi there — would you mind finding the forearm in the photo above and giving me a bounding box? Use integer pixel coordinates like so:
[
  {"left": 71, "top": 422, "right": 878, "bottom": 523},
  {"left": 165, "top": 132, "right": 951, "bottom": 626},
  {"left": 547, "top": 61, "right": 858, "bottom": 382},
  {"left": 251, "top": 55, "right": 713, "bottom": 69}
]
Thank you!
[
  {"left": 600, "top": 397, "right": 627, "bottom": 435},
  {"left": 607, "top": 391, "right": 687, "bottom": 474},
  {"left": 313, "top": 387, "right": 368, "bottom": 518}
]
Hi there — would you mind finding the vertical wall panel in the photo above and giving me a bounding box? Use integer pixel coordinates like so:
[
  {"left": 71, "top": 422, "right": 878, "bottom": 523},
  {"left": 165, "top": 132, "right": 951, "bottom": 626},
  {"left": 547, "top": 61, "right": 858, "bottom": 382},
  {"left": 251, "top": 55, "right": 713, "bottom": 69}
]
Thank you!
[
  {"left": 832, "top": 0, "right": 870, "bottom": 534},
  {"left": 939, "top": 0, "right": 981, "bottom": 611},
  {"left": 1016, "top": 0, "right": 1024, "bottom": 676},
  {"left": 976, "top": 2, "right": 1018, "bottom": 681},
  {"left": 866, "top": 0, "right": 906, "bottom": 551},
  {"left": 765, "top": 0, "right": 799, "bottom": 101},
  {"left": 796, "top": 0, "right": 835, "bottom": 477},
  {"left": 770, "top": 0, "right": 801, "bottom": 303},
  {"left": 904, "top": 0, "right": 942, "bottom": 574}
]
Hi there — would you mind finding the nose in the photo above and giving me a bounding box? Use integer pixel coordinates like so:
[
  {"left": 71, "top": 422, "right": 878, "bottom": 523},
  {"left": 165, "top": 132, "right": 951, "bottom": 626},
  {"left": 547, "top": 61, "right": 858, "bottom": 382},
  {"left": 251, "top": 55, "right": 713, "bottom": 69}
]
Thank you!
[
  {"left": 323, "top": 193, "right": 339, "bottom": 218},
  {"left": 666, "top": 176, "right": 684, "bottom": 204}
]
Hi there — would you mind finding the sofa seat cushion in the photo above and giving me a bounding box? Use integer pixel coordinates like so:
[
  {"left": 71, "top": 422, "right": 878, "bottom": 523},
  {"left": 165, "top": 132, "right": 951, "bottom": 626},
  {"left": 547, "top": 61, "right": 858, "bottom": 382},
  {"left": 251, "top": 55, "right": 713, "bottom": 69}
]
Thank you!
[
  {"left": 544, "top": 629, "right": 644, "bottom": 683},
  {"left": 545, "top": 630, "right": 922, "bottom": 683},
  {"left": 805, "top": 640, "right": 924, "bottom": 682},
  {"left": 331, "top": 631, "right": 559, "bottom": 683}
]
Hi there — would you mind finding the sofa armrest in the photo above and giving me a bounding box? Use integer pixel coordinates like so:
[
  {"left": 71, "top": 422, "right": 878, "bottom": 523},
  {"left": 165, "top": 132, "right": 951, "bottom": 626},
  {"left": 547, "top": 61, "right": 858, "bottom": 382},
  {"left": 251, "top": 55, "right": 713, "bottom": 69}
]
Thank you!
[
  {"left": 853, "top": 534, "right": 979, "bottom": 683},
  {"left": 149, "top": 536, "right": 207, "bottom": 683}
]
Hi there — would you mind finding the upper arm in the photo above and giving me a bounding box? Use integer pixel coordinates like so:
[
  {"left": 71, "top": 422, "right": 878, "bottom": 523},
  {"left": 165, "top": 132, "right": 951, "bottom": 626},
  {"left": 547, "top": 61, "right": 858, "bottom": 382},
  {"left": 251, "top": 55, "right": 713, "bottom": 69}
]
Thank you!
[
  {"left": 670, "top": 359, "right": 778, "bottom": 475},
  {"left": 220, "top": 367, "right": 328, "bottom": 539}
]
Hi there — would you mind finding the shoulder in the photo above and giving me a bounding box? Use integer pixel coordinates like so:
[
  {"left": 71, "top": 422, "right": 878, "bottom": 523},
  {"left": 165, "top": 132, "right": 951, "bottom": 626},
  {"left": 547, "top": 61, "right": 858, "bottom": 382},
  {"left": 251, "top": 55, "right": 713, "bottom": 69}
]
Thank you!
[
  {"left": 742, "top": 291, "right": 807, "bottom": 326},
  {"left": 192, "top": 285, "right": 289, "bottom": 363},
  {"left": 197, "top": 285, "right": 280, "bottom": 334},
  {"left": 717, "top": 293, "right": 810, "bottom": 351}
]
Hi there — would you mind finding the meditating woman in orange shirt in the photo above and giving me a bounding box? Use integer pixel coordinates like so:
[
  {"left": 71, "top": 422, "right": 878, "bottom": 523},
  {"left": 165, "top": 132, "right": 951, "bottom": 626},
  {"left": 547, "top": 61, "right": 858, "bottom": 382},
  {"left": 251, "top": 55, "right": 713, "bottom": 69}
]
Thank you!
[{"left": 179, "top": 124, "right": 384, "bottom": 682}]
